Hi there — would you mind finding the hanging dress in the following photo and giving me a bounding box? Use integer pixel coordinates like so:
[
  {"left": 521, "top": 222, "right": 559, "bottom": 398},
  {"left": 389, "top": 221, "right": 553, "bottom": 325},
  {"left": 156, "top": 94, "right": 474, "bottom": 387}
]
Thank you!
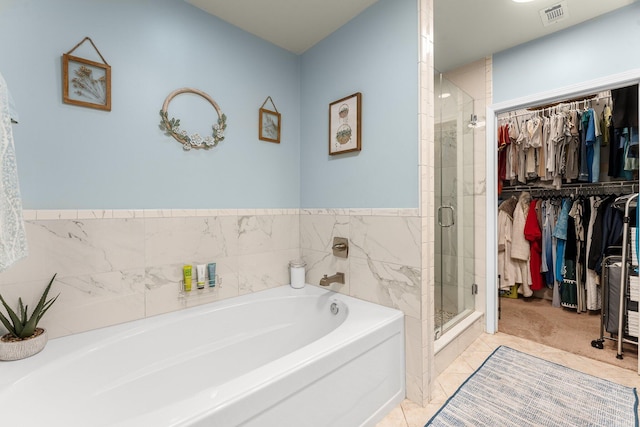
[{"left": 524, "top": 199, "right": 544, "bottom": 291}]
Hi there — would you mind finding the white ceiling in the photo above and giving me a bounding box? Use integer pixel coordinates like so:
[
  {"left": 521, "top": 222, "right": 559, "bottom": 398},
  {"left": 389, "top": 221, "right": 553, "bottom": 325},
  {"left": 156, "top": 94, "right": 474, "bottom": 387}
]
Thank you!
[
  {"left": 186, "top": 0, "right": 379, "bottom": 54},
  {"left": 434, "top": 0, "right": 636, "bottom": 72},
  {"left": 186, "top": 0, "right": 637, "bottom": 71}
]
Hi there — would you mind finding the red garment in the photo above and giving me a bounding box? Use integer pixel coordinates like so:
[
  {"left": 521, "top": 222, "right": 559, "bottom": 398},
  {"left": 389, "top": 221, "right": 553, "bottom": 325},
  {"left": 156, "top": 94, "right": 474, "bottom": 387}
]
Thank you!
[
  {"left": 497, "top": 124, "right": 508, "bottom": 195},
  {"left": 524, "top": 199, "right": 544, "bottom": 291}
]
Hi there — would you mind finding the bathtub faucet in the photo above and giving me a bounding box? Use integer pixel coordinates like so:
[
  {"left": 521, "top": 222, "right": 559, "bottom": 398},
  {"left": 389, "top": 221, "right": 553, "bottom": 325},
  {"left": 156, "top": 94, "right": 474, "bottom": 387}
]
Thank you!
[{"left": 319, "top": 272, "right": 345, "bottom": 286}]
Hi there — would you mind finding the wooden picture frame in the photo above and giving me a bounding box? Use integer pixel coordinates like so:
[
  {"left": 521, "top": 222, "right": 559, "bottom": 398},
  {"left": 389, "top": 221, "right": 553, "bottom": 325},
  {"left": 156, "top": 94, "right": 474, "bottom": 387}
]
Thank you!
[
  {"left": 329, "top": 92, "right": 361, "bottom": 155},
  {"left": 63, "top": 53, "right": 111, "bottom": 111},
  {"left": 259, "top": 107, "right": 281, "bottom": 143}
]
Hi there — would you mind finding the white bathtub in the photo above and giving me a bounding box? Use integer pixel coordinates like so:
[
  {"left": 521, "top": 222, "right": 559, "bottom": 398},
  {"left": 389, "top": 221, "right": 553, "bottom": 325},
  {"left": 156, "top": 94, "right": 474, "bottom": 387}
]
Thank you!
[{"left": 0, "top": 285, "right": 405, "bottom": 426}]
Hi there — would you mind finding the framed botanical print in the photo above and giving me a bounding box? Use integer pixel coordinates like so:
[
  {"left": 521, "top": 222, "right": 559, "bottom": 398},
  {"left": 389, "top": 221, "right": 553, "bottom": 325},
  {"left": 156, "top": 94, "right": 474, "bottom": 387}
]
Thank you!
[
  {"left": 329, "top": 92, "right": 361, "bottom": 155},
  {"left": 63, "top": 54, "right": 111, "bottom": 111},
  {"left": 259, "top": 107, "right": 281, "bottom": 143},
  {"left": 62, "top": 37, "right": 111, "bottom": 111}
]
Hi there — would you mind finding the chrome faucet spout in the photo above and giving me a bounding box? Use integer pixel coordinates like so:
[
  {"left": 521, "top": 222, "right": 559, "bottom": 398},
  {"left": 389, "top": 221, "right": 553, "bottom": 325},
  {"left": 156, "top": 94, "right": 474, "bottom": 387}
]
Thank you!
[{"left": 319, "top": 272, "right": 345, "bottom": 286}]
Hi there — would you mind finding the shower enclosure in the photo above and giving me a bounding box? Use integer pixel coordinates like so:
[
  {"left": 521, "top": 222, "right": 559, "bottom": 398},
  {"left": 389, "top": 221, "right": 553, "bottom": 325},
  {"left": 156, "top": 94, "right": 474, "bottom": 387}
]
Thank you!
[{"left": 434, "top": 73, "right": 476, "bottom": 339}]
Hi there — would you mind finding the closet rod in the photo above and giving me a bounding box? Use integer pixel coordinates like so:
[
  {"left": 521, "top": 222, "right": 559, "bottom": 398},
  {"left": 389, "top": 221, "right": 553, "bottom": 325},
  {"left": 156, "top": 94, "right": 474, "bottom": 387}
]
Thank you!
[
  {"left": 527, "top": 92, "right": 610, "bottom": 112},
  {"left": 501, "top": 181, "right": 638, "bottom": 198},
  {"left": 498, "top": 93, "right": 612, "bottom": 121}
]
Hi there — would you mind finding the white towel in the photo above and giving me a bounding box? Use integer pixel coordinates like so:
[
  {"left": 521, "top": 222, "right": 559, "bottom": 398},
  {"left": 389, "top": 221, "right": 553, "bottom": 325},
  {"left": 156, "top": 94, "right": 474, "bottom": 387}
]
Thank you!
[{"left": 0, "top": 71, "right": 28, "bottom": 272}]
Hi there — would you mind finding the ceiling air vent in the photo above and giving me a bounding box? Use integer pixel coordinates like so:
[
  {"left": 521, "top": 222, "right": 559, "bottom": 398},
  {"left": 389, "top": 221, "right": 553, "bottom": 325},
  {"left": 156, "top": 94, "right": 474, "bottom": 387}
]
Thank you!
[{"left": 539, "top": 1, "right": 568, "bottom": 26}]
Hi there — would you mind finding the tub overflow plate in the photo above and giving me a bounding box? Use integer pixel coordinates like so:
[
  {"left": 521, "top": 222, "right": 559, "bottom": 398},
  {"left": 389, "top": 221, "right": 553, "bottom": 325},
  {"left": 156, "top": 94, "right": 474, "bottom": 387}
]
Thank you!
[{"left": 330, "top": 302, "right": 340, "bottom": 315}]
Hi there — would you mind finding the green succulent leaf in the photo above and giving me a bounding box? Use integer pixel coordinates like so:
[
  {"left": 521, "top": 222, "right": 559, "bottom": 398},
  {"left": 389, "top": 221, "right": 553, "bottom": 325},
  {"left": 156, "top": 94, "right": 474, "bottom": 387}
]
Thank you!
[
  {"left": 0, "top": 294, "right": 22, "bottom": 335},
  {"left": 0, "top": 274, "right": 59, "bottom": 339},
  {"left": 0, "top": 311, "right": 16, "bottom": 337},
  {"left": 19, "top": 298, "right": 27, "bottom": 323}
]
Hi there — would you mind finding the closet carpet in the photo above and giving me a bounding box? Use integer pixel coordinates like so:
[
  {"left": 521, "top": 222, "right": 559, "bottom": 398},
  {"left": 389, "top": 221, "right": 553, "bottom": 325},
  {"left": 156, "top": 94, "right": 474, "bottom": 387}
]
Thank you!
[{"left": 499, "top": 296, "right": 638, "bottom": 371}]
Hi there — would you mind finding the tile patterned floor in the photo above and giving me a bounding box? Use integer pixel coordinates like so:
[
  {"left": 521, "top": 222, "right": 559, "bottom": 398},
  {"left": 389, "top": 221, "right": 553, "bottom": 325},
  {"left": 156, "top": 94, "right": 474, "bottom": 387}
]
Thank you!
[{"left": 376, "top": 332, "right": 640, "bottom": 427}]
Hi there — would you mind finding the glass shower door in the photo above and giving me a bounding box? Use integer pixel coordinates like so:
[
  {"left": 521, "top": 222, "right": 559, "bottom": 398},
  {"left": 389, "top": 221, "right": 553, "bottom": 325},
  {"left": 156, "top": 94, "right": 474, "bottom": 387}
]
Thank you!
[{"left": 434, "top": 73, "right": 475, "bottom": 339}]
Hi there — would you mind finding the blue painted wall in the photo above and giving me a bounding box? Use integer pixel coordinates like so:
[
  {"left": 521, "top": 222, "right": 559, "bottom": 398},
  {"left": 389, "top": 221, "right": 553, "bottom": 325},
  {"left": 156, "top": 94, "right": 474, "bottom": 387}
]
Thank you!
[
  {"left": 493, "top": 2, "right": 640, "bottom": 103},
  {"left": 1, "top": 0, "right": 419, "bottom": 209},
  {"left": 0, "top": 0, "right": 301, "bottom": 209},
  {"left": 299, "top": 0, "right": 419, "bottom": 208}
]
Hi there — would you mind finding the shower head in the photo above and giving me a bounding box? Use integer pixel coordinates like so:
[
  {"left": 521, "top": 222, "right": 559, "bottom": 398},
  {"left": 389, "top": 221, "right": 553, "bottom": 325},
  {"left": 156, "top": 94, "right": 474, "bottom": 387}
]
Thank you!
[{"left": 467, "top": 114, "right": 485, "bottom": 129}]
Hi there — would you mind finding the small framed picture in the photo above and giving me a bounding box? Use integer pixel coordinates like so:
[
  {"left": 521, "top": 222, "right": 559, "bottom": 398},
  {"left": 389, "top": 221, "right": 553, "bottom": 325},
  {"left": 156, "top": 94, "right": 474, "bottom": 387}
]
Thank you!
[
  {"left": 259, "top": 108, "right": 281, "bottom": 143},
  {"left": 63, "top": 54, "right": 111, "bottom": 111},
  {"left": 329, "top": 92, "right": 361, "bottom": 155}
]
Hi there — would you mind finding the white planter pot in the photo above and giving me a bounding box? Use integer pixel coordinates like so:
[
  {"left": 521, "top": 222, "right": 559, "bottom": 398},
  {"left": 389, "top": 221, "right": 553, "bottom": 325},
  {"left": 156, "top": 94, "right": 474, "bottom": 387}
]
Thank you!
[{"left": 0, "top": 328, "right": 48, "bottom": 361}]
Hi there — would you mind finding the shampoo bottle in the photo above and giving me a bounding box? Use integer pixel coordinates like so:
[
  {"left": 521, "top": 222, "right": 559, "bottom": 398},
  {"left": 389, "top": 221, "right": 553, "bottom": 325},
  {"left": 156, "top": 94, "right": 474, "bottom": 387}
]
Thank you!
[
  {"left": 207, "top": 263, "right": 216, "bottom": 287},
  {"left": 183, "top": 265, "right": 192, "bottom": 292},
  {"left": 196, "top": 264, "right": 206, "bottom": 289}
]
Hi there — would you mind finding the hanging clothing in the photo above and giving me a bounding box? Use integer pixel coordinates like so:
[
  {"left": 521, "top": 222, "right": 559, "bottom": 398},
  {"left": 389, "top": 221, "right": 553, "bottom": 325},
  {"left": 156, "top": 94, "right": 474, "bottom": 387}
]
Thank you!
[
  {"left": 525, "top": 199, "right": 544, "bottom": 291},
  {"left": 541, "top": 199, "right": 555, "bottom": 287},
  {"left": 496, "top": 87, "right": 638, "bottom": 314},
  {"left": 564, "top": 110, "right": 580, "bottom": 182},
  {"left": 498, "top": 124, "right": 508, "bottom": 195},
  {"left": 538, "top": 116, "right": 550, "bottom": 180},
  {"left": 590, "top": 108, "right": 602, "bottom": 183},
  {"left": 570, "top": 198, "right": 587, "bottom": 312},
  {"left": 586, "top": 196, "right": 611, "bottom": 274},
  {"left": 498, "top": 196, "right": 518, "bottom": 290},
  {"left": 624, "top": 127, "right": 639, "bottom": 172},
  {"left": 553, "top": 198, "right": 572, "bottom": 282},
  {"left": 578, "top": 110, "right": 592, "bottom": 182},
  {"left": 585, "top": 196, "right": 603, "bottom": 310},
  {"left": 511, "top": 192, "right": 533, "bottom": 296},
  {"left": 560, "top": 212, "right": 578, "bottom": 309},
  {"left": 611, "top": 85, "right": 639, "bottom": 129},
  {"left": 526, "top": 116, "right": 542, "bottom": 180},
  {"left": 601, "top": 197, "right": 625, "bottom": 264},
  {"left": 515, "top": 120, "right": 528, "bottom": 184},
  {"left": 507, "top": 120, "right": 519, "bottom": 183},
  {"left": 587, "top": 196, "right": 624, "bottom": 275},
  {"left": 0, "top": 71, "right": 28, "bottom": 272},
  {"left": 609, "top": 127, "right": 633, "bottom": 179},
  {"left": 601, "top": 104, "right": 612, "bottom": 147}
]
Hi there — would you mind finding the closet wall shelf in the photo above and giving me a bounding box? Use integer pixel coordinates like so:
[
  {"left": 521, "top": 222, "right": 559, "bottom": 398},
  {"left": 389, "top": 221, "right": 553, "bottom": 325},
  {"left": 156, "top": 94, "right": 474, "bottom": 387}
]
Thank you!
[{"left": 501, "top": 181, "right": 638, "bottom": 198}]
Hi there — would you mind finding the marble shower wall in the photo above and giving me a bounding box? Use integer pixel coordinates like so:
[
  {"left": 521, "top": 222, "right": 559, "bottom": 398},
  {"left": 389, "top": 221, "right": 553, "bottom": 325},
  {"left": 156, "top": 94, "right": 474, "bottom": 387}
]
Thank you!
[
  {"left": 444, "top": 57, "right": 491, "bottom": 314},
  {"left": 0, "top": 209, "right": 300, "bottom": 339},
  {"left": 300, "top": 208, "right": 422, "bottom": 402}
]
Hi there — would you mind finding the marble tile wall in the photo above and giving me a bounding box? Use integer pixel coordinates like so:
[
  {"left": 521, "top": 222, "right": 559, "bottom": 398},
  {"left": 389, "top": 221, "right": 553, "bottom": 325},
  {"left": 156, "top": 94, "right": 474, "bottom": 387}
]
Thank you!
[
  {"left": 0, "top": 209, "right": 300, "bottom": 339},
  {"left": 444, "top": 57, "right": 490, "bottom": 315},
  {"left": 429, "top": 58, "right": 491, "bottom": 383},
  {"left": 2, "top": 207, "right": 425, "bottom": 403},
  {"left": 300, "top": 208, "right": 422, "bottom": 403},
  {"left": 419, "top": 0, "right": 436, "bottom": 407}
]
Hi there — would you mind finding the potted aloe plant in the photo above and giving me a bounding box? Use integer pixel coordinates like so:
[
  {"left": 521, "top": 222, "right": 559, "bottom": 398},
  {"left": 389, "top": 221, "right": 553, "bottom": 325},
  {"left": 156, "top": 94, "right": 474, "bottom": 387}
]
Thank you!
[{"left": 0, "top": 274, "right": 59, "bottom": 361}]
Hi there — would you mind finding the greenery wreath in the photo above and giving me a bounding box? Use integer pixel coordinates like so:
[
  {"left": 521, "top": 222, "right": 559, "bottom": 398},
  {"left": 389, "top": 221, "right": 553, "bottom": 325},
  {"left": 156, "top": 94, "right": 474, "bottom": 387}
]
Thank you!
[{"left": 159, "top": 88, "right": 227, "bottom": 151}]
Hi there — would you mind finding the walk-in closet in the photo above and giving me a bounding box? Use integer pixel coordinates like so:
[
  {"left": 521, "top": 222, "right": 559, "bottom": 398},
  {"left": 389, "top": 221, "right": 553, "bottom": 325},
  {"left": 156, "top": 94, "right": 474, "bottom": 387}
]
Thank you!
[{"left": 495, "top": 83, "right": 639, "bottom": 371}]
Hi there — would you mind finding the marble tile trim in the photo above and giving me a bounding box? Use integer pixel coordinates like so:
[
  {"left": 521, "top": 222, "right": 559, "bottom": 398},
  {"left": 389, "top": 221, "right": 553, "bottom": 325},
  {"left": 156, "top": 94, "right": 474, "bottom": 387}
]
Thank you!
[
  {"left": 25, "top": 208, "right": 419, "bottom": 221},
  {"left": 300, "top": 208, "right": 419, "bottom": 217},
  {"left": 23, "top": 209, "right": 301, "bottom": 220}
]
